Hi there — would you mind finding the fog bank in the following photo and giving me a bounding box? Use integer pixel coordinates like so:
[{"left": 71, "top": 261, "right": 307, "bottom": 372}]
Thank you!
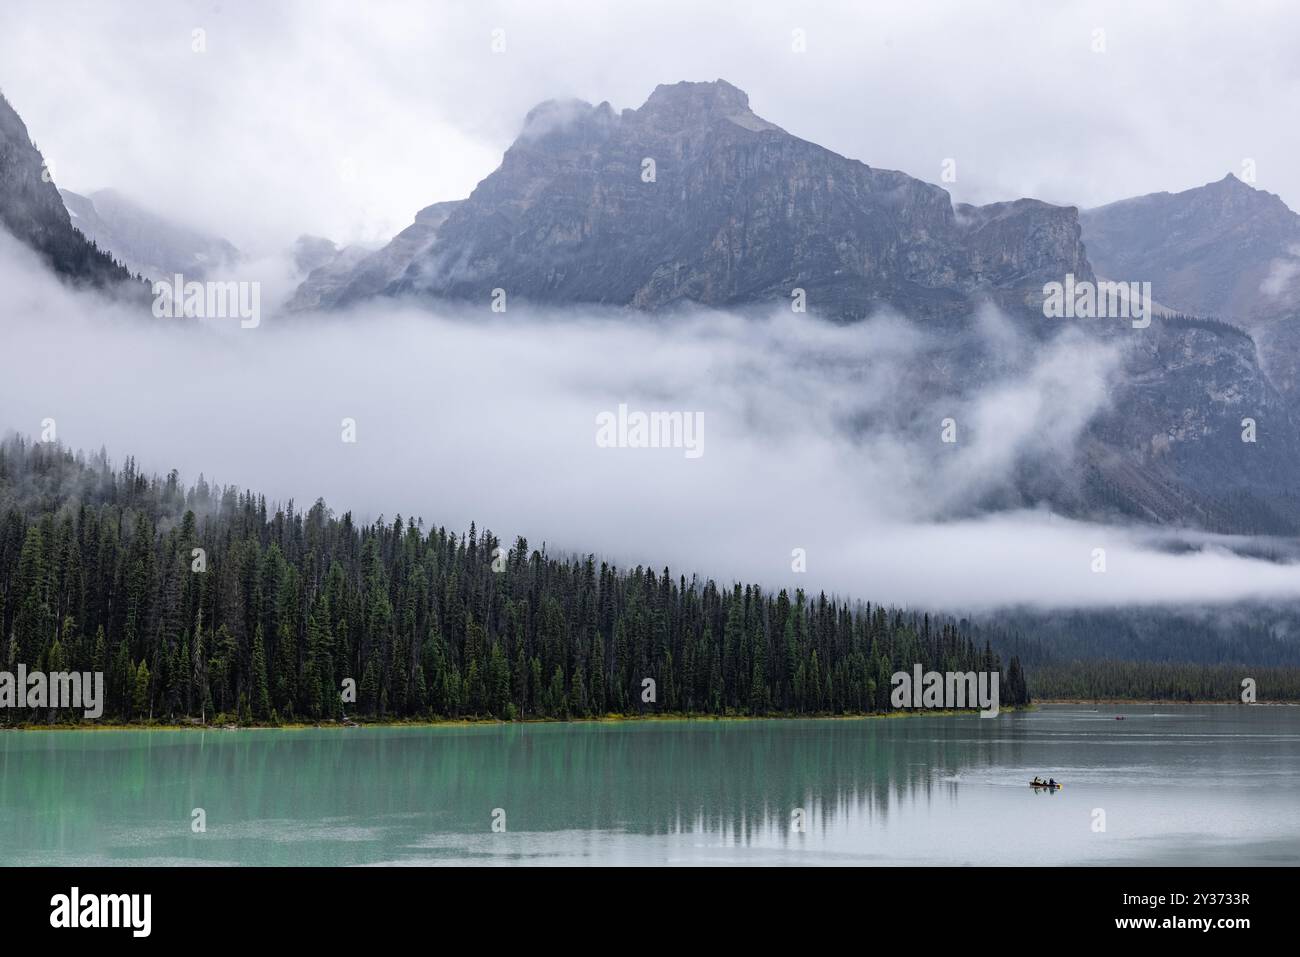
[{"left": 3, "top": 232, "right": 1300, "bottom": 611}]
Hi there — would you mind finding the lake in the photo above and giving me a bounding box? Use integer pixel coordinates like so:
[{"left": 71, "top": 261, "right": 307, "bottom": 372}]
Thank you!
[{"left": 2, "top": 704, "right": 1297, "bottom": 865}]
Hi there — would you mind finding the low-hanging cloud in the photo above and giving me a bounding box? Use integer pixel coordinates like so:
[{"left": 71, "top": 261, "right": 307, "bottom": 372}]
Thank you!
[
  {"left": 1261, "top": 244, "right": 1300, "bottom": 298},
  {"left": 4, "top": 229, "right": 1300, "bottom": 612}
]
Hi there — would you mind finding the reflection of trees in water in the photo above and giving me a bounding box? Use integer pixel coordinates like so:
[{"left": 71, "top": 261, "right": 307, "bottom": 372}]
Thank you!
[{"left": 1, "top": 719, "right": 1031, "bottom": 860}]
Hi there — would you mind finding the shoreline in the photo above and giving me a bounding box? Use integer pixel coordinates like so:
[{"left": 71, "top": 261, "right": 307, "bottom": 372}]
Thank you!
[
  {"left": 7, "top": 701, "right": 1295, "bottom": 731},
  {"left": 1, "top": 706, "right": 1029, "bottom": 732},
  {"left": 1034, "top": 698, "right": 1295, "bottom": 706}
]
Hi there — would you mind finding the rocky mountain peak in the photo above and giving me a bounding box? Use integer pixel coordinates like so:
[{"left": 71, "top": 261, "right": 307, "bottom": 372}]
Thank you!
[
  {"left": 639, "top": 79, "right": 748, "bottom": 116},
  {"left": 634, "top": 79, "right": 781, "bottom": 134},
  {"left": 293, "top": 79, "right": 1090, "bottom": 318},
  {"left": 517, "top": 98, "right": 618, "bottom": 145},
  {"left": 1194, "top": 171, "right": 1291, "bottom": 216},
  {"left": 1081, "top": 172, "right": 1300, "bottom": 319}
]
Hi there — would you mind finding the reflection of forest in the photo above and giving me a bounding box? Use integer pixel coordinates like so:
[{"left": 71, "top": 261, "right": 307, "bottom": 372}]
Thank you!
[
  {"left": 3, "top": 708, "right": 1280, "bottom": 862},
  {"left": 1, "top": 719, "right": 1017, "bottom": 858}
]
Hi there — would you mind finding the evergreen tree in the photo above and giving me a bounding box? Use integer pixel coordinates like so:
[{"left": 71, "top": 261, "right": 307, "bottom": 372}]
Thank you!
[
  {"left": 251, "top": 627, "right": 271, "bottom": 720},
  {"left": 132, "top": 660, "right": 150, "bottom": 720},
  {"left": 0, "top": 435, "right": 1282, "bottom": 727}
]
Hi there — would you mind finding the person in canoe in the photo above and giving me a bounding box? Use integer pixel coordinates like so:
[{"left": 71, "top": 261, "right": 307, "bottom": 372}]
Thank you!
[
  {"left": 1032, "top": 776, "right": 1045, "bottom": 786},
  {"left": 1048, "top": 778, "right": 1056, "bottom": 787}
]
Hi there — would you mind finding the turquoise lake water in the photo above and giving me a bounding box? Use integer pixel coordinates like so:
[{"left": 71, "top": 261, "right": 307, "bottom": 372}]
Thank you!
[{"left": 1, "top": 704, "right": 1296, "bottom": 865}]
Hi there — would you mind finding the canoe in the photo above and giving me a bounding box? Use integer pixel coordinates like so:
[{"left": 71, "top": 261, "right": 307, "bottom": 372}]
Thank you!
[{"left": 1030, "top": 782, "right": 1062, "bottom": 789}]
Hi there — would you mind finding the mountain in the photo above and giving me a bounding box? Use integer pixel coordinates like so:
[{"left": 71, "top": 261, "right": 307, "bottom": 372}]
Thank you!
[
  {"left": 1082, "top": 315, "right": 1300, "bottom": 531},
  {"left": 295, "top": 80, "right": 1089, "bottom": 318},
  {"left": 293, "top": 234, "right": 347, "bottom": 274},
  {"left": 7, "top": 79, "right": 1295, "bottom": 535},
  {"left": 288, "top": 80, "right": 1300, "bottom": 534},
  {"left": 288, "top": 201, "right": 461, "bottom": 311},
  {"left": 1081, "top": 174, "right": 1300, "bottom": 321},
  {"left": 60, "top": 187, "right": 240, "bottom": 280},
  {"left": 0, "top": 90, "right": 134, "bottom": 287},
  {"left": 1082, "top": 174, "right": 1300, "bottom": 402}
]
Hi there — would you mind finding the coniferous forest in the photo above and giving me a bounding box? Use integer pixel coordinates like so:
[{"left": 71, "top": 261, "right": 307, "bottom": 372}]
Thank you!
[
  {"left": 6, "top": 436, "right": 1299, "bottom": 724},
  {"left": 0, "top": 437, "right": 1032, "bottom": 725},
  {"left": 1026, "top": 661, "right": 1300, "bottom": 701}
]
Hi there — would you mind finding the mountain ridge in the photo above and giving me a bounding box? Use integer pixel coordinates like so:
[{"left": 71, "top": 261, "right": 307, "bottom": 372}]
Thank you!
[
  {"left": 0, "top": 89, "right": 137, "bottom": 289},
  {"left": 60, "top": 186, "right": 240, "bottom": 281},
  {"left": 295, "top": 79, "right": 1091, "bottom": 319},
  {"left": 4, "top": 81, "right": 1299, "bottom": 535},
  {"left": 1081, "top": 173, "right": 1300, "bottom": 408}
]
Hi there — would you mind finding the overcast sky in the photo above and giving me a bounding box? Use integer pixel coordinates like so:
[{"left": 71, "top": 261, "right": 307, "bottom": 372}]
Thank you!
[
  {"left": 4, "top": 1, "right": 1300, "bottom": 613},
  {"left": 1, "top": 0, "right": 1297, "bottom": 252}
]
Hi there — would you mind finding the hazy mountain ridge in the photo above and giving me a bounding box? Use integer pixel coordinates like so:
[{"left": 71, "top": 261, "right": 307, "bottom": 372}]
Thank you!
[
  {"left": 60, "top": 187, "right": 240, "bottom": 281},
  {"left": 297, "top": 80, "right": 1091, "bottom": 317},
  {"left": 289, "top": 201, "right": 462, "bottom": 310},
  {"left": 1086, "top": 316, "right": 1300, "bottom": 532},
  {"left": 4, "top": 82, "right": 1299, "bottom": 534},
  {"left": 267, "top": 77, "right": 1292, "bottom": 533},
  {"left": 1082, "top": 175, "right": 1300, "bottom": 408},
  {"left": 1081, "top": 174, "right": 1300, "bottom": 321},
  {"left": 0, "top": 90, "right": 135, "bottom": 288}
]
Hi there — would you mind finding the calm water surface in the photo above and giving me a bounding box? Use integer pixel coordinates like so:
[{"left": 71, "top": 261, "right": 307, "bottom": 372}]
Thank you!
[{"left": 2, "top": 704, "right": 1297, "bottom": 865}]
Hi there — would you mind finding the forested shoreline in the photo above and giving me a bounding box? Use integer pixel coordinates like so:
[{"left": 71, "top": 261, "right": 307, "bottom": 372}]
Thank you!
[
  {"left": 1027, "top": 661, "right": 1300, "bottom": 702},
  {"left": 1, "top": 437, "right": 1032, "bottom": 726},
  {"left": 2, "top": 435, "right": 1297, "bottom": 730}
]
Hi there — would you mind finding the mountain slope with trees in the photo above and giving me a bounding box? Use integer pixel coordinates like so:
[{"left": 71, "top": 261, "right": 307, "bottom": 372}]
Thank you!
[
  {"left": 60, "top": 187, "right": 240, "bottom": 281},
  {"left": 0, "top": 436, "right": 1028, "bottom": 725},
  {"left": 0, "top": 90, "right": 136, "bottom": 289}
]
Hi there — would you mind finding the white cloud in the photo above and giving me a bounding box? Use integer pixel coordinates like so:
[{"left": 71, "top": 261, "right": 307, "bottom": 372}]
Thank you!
[
  {"left": 5, "top": 229, "right": 1300, "bottom": 612},
  {"left": 1261, "top": 244, "right": 1300, "bottom": 297},
  {"left": 1, "top": 0, "right": 1297, "bottom": 254}
]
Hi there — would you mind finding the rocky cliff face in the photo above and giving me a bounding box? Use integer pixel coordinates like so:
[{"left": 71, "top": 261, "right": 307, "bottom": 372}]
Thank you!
[
  {"left": 1082, "top": 174, "right": 1300, "bottom": 322},
  {"left": 0, "top": 90, "right": 135, "bottom": 288},
  {"left": 289, "top": 200, "right": 462, "bottom": 310},
  {"left": 6, "top": 78, "right": 1288, "bottom": 535},
  {"left": 285, "top": 80, "right": 1300, "bottom": 533},
  {"left": 1082, "top": 175, "right": 1300, "bottom": 405},
  {"left": 1086, "top": 317, "right": 1300, "bottom": 532},
  {"left": 298, "top": 80, "right": 1090, "bottom": 319}
]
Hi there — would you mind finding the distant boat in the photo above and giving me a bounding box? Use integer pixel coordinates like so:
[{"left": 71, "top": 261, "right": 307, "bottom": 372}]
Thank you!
[
  {"left": 1030, "top": 781, "right": 1063, "bottom": 790},
  {"left": 1116, "top": 715, "right": 1126, "bottom": 720}
]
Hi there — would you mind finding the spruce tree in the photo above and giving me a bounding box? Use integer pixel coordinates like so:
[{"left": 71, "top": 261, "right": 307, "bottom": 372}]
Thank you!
[{"left": 251, "top": 627, "right": 271, "bottom": 720}]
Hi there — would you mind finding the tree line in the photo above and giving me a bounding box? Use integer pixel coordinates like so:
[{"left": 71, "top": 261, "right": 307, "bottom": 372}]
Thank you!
[
  {"left": 0, "top": 437, "right": 1029, "bottom": 725},
  {"left": 1027, "top": 660, "right": 1300, "bottom": 702}
]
